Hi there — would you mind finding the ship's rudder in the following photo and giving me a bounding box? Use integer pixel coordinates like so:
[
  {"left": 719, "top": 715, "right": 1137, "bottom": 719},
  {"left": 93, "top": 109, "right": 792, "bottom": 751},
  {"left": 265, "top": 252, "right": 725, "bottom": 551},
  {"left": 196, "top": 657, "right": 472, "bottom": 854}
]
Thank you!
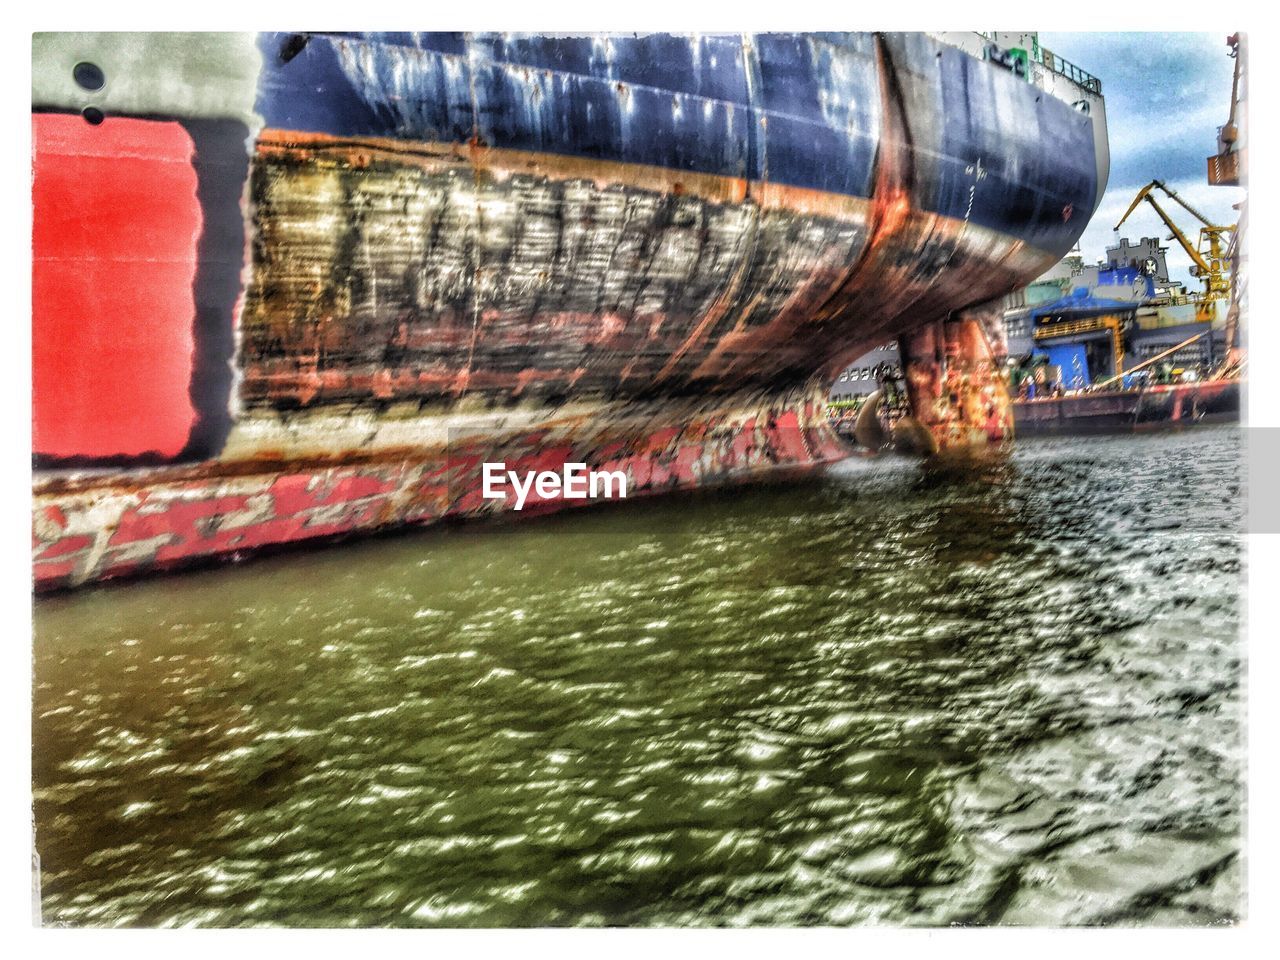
[{"left": 899, "top": 304, "right": 1012, "bottom": 452}]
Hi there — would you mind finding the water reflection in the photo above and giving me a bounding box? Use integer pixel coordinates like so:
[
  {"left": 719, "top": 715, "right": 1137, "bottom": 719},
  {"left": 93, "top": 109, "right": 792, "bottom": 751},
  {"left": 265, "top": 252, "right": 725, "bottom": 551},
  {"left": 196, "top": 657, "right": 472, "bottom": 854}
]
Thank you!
[{"left": 33, "top": 427, "right": 1242, "bottom": 926}]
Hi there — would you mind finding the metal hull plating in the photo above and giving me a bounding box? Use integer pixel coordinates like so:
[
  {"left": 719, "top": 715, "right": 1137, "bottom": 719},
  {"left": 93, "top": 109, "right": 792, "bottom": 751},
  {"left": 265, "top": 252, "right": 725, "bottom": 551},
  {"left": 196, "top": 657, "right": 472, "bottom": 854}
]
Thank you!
[{"left": 31, "top": 32, "right": 1105, "bottom": 588}]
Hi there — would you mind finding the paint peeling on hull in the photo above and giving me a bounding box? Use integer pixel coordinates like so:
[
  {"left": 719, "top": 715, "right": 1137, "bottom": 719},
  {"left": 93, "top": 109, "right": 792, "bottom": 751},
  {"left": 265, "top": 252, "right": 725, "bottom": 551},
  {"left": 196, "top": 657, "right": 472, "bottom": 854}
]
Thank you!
[
  {"left": 240, "top": 135, "right": 872, "bottom": 406},
  {"left": 239, "top": 131, "right": 1058, "bottom": 409},
  {"left": 33, "top": 386, "right": 844, "bottom": 590}
]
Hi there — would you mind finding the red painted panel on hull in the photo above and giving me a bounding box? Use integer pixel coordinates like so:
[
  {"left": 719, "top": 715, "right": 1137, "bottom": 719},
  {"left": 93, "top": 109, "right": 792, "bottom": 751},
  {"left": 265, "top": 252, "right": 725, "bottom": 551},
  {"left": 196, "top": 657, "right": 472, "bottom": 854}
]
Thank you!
[{"left": 32, "top": 114, "right": 201, "bottom": 460}]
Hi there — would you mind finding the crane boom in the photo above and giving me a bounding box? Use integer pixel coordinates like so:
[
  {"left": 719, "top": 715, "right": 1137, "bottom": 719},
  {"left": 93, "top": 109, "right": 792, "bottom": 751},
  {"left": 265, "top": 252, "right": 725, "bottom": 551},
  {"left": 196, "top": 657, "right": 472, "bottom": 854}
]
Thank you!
[
  {"left": 1113, "top": 180, "right": 1157, "bottom": 232},
  {"left": 1113, "top": 179, "right": 1233, "bottom": 299},
  {"left": 1115, "top": 189, "right": 1213, "bottom": 275},
  {"left": 1152, "top": 179, "right": 1218, "bottom": 229},
  {"left": 1114, "top": 179, "right": 1231, "bottom": 236}
]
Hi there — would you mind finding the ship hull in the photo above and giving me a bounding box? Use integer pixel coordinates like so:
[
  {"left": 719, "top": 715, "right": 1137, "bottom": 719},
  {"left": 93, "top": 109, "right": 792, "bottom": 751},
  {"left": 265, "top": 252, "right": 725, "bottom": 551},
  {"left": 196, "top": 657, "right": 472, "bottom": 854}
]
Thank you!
[{"left": 32, "top": 32, "right": 1105, "bottom": 588}]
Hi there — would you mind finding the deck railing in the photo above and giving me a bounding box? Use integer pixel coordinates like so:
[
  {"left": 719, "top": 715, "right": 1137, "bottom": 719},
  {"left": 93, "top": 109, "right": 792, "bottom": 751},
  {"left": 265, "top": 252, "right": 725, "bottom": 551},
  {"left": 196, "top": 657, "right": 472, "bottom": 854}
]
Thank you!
[{"left": 1039, "top": 48, "right": 1102, "bottom": 94}]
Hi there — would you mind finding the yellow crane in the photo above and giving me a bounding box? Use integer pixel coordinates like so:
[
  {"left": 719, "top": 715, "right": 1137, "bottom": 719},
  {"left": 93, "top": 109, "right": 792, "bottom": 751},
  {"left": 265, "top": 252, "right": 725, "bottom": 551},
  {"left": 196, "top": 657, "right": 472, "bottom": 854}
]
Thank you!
[{"left": 1113, "top": 179, "right": 1234, "bottom": 300}]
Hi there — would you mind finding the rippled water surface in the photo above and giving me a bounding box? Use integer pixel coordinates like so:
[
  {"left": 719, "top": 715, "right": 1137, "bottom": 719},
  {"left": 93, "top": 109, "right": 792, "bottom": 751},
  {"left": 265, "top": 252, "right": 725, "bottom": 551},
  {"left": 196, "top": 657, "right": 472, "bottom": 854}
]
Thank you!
[{"left": 32, "top": 428, "right": 1244, "bottom": 926}]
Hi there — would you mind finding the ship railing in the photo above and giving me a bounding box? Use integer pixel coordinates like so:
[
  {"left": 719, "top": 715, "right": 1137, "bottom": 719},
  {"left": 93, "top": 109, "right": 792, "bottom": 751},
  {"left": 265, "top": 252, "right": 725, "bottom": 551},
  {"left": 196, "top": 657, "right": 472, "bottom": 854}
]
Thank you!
[
  {"left": 1039, "top": 48, "right": 1102, "bottom": 95},
  {"left": 1143, "top": 292, "right": 1222, "bottom": 310}
]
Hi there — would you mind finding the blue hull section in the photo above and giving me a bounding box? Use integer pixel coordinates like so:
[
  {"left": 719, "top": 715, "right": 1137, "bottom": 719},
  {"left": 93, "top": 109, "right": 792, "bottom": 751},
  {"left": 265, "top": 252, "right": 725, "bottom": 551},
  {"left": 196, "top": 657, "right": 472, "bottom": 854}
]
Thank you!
[{"left": 252, "top": 32, "right": 1099, "bottom": 257}]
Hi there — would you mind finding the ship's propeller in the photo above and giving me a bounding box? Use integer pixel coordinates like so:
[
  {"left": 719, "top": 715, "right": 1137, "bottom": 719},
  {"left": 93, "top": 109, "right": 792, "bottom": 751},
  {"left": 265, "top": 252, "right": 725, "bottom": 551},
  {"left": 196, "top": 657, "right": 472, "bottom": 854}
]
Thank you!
[{"left": 853, "top": 389, "right": 890, "bottom": 452}]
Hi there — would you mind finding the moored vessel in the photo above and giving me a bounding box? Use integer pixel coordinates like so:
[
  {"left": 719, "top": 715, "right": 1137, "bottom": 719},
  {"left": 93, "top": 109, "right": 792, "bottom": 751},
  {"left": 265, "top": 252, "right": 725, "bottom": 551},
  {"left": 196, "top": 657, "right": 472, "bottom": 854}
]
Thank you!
[{"left": 32, "top": 31, "right": 1108, "bottom": 588}]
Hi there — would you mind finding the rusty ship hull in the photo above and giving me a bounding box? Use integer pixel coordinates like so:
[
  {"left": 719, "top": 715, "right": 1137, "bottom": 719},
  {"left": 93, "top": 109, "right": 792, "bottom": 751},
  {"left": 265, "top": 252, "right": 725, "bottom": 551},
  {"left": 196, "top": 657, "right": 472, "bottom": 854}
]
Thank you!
[{"left": 31, "top": 32, "right": 1106, "bottom": 589}]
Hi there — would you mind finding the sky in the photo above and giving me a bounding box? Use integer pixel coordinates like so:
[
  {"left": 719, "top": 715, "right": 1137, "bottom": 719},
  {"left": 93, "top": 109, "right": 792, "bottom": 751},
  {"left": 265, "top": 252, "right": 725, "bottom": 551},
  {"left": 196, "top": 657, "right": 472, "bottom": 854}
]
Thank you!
[{"left": 1038, "top": 31, "right": 1244, "bottom": 288}]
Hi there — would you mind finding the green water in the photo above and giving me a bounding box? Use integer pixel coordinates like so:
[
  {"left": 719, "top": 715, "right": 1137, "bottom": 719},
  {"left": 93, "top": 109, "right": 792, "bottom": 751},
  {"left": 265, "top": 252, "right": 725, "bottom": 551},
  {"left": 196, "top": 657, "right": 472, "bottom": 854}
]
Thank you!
[{"left": 32, "top": 428, "right": 1244, "bottom": 926}]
